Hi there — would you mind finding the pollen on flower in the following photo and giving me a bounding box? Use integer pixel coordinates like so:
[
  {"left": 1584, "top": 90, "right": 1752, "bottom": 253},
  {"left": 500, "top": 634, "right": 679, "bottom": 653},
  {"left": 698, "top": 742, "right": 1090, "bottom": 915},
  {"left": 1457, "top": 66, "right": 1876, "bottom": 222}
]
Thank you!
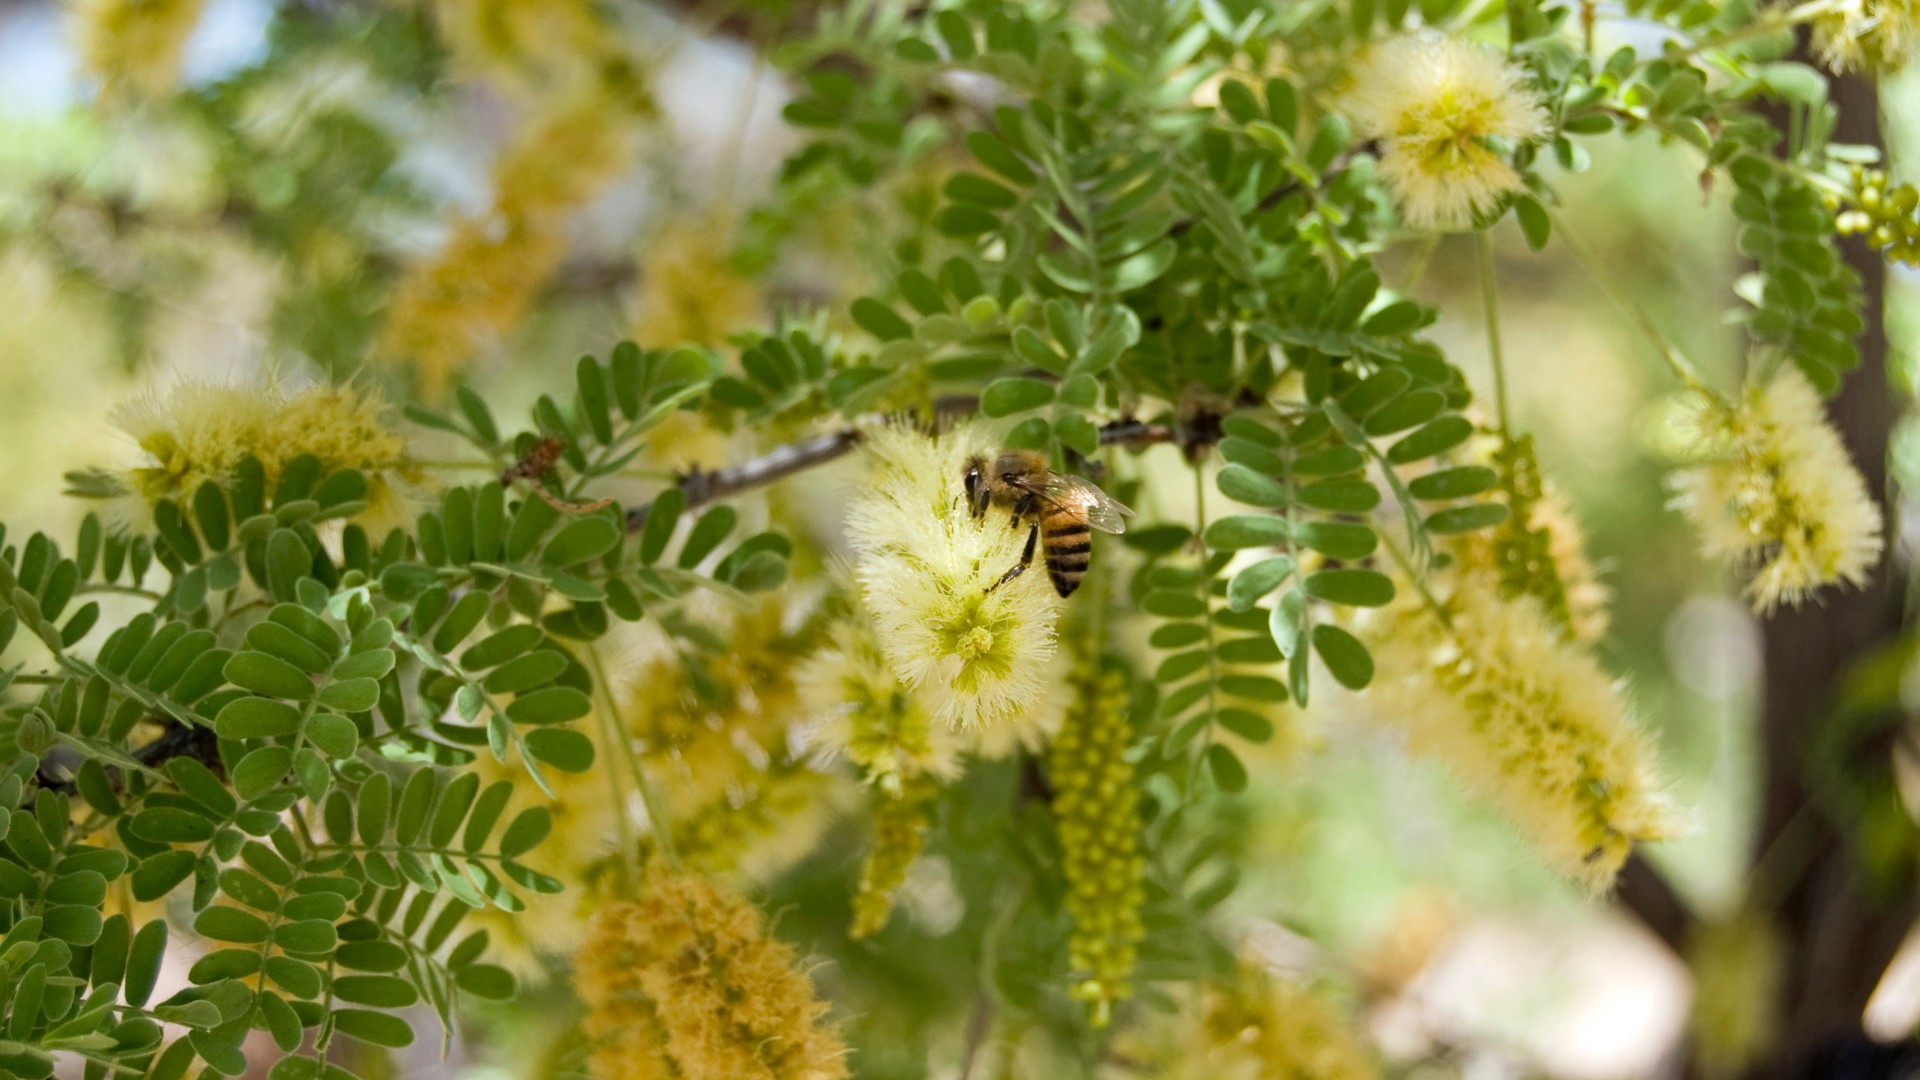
[
  {"left": 1669, "top": 365, "right": 1883, "bottom": 613},
  {"left": 1815, "top": 0, "right": 1920, "bottom": 74},
  {"left": 845, "top": 424, "right": 1064, "bottom": 730},
  {"left": 576, "top": 867, "right": 849, "bottom": 1080},
  {"left": 1344, "top": 34, "right": 1547, "bottom": 230},
  {"left": 71, "top": 0, "right": 208, "bottom": 100},
  {"left": 101, "top": 378, "right": 419, "bottom": 537},
  {"left": 1365, "top": 569, "right": 1680, "bottom": 893}
]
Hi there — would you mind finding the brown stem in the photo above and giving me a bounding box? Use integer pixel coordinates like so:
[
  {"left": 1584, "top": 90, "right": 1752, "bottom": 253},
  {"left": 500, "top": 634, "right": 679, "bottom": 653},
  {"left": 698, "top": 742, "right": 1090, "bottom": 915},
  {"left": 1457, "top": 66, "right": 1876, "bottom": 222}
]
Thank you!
[
  {"left": 624, "top": 415, "right": 1179, "bottom": 532},
  {"left": 1615, "top": 852, "right": 1695, "bottom": 956},
  {"left": 1742, "top": 53, "right": 1914, "bottom": 1080}
]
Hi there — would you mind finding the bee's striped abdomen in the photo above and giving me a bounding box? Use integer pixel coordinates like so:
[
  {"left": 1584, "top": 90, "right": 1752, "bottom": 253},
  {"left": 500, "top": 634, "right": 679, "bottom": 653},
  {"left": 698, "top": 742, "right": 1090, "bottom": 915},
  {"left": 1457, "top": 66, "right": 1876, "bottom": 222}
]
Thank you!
[{"left": 1041, "top": 507, "right": 1093, "bottom": 597}]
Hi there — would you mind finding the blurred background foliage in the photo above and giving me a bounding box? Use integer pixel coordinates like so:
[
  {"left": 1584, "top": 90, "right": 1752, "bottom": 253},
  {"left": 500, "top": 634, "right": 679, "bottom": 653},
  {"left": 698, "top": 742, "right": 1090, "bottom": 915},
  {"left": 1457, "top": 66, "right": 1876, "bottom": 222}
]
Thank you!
[{"left": 1, "top": 0, "right": 1919, "bottom": 1076}]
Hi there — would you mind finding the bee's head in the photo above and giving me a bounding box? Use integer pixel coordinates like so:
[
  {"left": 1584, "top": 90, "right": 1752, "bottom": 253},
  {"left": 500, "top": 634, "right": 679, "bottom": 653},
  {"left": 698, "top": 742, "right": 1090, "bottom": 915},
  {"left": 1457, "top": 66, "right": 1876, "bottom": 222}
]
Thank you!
[{"left": 962, "top": 455, "right": 988, "bottom": 517}]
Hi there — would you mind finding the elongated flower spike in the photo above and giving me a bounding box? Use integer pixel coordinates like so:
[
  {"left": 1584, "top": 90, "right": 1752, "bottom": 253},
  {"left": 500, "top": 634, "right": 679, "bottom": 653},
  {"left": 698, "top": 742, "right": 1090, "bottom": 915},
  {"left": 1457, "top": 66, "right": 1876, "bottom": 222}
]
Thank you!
[
  {"left": 577, "top": 866, "right": 849, "bottom": 1080},
  {"left": 1670, "top": 365, "right": 1883, "bottom": 613},
  {"left": 1051, "top": 654, "right": 1146, "bottom": 1025},
  {"left": 1366, "top": 571, "right": 1680, "bottom": 892}
]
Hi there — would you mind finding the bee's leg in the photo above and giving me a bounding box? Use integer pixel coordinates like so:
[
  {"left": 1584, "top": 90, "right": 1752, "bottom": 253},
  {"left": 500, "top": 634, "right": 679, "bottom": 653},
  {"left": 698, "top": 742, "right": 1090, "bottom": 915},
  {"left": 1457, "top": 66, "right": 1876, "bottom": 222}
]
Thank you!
[
  {"left": 1009, "top": 493, "right": 1035, "bottom": 530},
  {"left": 986, "top": 523, "right": 1040, "bottom": 593}
]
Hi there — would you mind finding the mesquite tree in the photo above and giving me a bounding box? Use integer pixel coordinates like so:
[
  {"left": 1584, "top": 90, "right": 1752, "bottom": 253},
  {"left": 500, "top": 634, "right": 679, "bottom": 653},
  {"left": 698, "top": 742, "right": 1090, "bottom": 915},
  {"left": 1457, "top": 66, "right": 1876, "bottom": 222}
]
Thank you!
[{"left": 0, "top": 0, "right": 1915, "bottom": 1076}]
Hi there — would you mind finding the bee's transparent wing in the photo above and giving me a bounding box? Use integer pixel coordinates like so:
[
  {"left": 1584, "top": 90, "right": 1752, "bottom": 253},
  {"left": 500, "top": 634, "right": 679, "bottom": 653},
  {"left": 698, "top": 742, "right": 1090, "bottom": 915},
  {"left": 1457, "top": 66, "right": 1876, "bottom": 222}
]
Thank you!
[{"left": 1047, "top": 474, "right": 1133, "bottom": 533}]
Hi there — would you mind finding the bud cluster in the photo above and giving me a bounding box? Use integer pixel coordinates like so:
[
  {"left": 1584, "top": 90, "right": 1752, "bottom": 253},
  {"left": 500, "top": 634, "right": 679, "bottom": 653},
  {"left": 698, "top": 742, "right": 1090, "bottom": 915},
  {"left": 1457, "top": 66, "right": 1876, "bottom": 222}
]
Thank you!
[
  {"left": 1049, "top": 656, "right": 1146, "bottom": 1025},
  {"left": 1832, "top": 167, "right": 1920, "bottom": 265}
]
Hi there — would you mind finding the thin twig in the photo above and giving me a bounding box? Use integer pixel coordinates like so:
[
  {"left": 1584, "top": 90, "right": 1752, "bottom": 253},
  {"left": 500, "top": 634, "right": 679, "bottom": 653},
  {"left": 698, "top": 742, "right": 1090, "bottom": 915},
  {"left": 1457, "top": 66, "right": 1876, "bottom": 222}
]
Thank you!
[
  {"left": 587, "top": 646, "right": 681, "bottom": 873},
  {"left": 1549, "top": 208, "right": 1714, "bottom": 394},
  {"left": 957, "top": 992, "right": 995, "bottom": 1080},
  {"left": 625, "top": 416, "right": 1179, "bottom": 532}
]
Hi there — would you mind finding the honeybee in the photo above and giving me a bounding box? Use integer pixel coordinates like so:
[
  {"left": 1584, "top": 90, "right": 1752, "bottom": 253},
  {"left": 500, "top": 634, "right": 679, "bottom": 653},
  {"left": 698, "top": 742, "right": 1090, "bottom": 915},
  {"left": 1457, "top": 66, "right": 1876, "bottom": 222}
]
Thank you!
[{"left": 963, "top": 450, "right": 1133, "bottom": 597}]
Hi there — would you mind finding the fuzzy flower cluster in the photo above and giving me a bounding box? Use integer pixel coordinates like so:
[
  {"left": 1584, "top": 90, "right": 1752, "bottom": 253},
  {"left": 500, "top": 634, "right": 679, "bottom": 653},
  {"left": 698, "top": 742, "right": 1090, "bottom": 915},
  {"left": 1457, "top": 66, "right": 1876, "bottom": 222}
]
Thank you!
[
  {"left": 800, "top": 593, "right": 1062, "bottom": 934},
  {"left": 1367, "top": 569, "right": 1678, "bottom": 891},
  {"left": 1051, "top": 655, "right": 1146, "bottom": 1025},
  {"left": 1344, "top": 34, "right": 1547, "bottom": 230},
  {"left": 798, "top": 614, "right": 965, "bottom": 794},
  {"left": 1118, "top": 964, "right": 1380, "bottom": 1080},
  {"left": 435, "top": 0, "right": 609, "bottom": 81},
  {"left": 1670, "top": 366, "right": 1883, "bottom": 613},
  {"left": 380, "top": 91, "right": 639, "bottom": 393},
  {"left": 846, "top": 425, "right": 1065, "bottom": 730},
  {"left": 1815, "top": 0, "right": 1920, "bottom": 74},
  {"left": 632, "top": 216, "right": 767, "bottom": 349},
  {"left": 576, "top": 867, "right": 849, "bottom": 1080},
  {"left": 799, "top": 611, "right": 956, "bottom": 938},
  {"left": 622, "top": 602, "right": 845, "bottom": 883},
  {"left": 102, "top": 378, "right": 419, "bottom": 536},
  {"left": 71, "top": 0, "right": 207, "bottom": 99}
]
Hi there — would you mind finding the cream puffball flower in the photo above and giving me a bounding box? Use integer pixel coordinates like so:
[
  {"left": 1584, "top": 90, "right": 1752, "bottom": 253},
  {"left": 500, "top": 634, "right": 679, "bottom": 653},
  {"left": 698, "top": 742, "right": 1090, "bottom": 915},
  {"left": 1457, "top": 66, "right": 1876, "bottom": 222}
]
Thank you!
[
  {"left": 845, "top": 424, "right": 1064, "bottom": 730},
  {"left": 1345, "top": 34, "right": 1548, "bottom": 229}
]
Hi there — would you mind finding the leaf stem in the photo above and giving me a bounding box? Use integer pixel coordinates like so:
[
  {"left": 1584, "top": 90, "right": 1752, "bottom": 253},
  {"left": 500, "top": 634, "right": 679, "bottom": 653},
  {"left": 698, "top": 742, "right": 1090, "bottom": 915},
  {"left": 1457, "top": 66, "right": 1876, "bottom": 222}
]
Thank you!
[
  {"left": 1380, "top": 528, "right": 1453, "bottom": 631},
  {"left": 75, "top": 583, "right": 165, "bottom": 601},
  {"left": 1476, "top": 231, "right": 1513, "bottom": 436},
  {"left": 1548, "top": 208, "right": 1715, "bottom": 395},
  {"left": 1191, "top": 463, "right": 1221, "bottom": 785},
  {"left": 587, "top": 645, "right": 679, "bottom": 875},
  {"left": 1398, "top": 233, "right": 1441, "bottom": 293}
]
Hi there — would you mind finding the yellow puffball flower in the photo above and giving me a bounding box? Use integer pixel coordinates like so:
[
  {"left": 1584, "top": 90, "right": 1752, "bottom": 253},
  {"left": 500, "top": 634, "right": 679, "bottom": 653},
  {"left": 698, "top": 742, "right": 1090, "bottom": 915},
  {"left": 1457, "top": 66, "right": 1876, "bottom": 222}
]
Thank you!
[
  {"left": 1815, "top": 0, "right": 1920, "bottom": 74},
  {"left": 845, "top": 424, "right": 1064, "bottom": 730},
  {"left": 1451, "top": 437, "right": 1611, "bottom": 645},
  {"left": 632, "top": 216, "right": 766, "bottom": 349},
  {"left": 1344, "top": 34, "right": 1547, "bottom": 230},
  {"left": 70, "top": 0, "right": 208, "bottom": 100},
  {"left": 1366, "top": 571, "right": 1680, "bottom": 892},
  {"left": 102, "top": 378, "right": 421, "bottom": 537},
  {"left": 575, "top": 867, "right": 849, "bottom": 1080},
  {"left": 1670, "top": 365, "right": 1884, "bottom": 613},
  {"left": 797, "top": 614, "right": 964, "bottom": 794}
]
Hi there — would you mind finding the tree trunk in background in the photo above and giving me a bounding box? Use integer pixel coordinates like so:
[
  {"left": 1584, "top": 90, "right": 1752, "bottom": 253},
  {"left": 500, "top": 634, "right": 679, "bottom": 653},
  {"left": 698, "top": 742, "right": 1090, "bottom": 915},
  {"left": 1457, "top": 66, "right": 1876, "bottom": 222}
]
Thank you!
[{"left": 1751, "top": 68, "right": 1916, "bottom": 1080}]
